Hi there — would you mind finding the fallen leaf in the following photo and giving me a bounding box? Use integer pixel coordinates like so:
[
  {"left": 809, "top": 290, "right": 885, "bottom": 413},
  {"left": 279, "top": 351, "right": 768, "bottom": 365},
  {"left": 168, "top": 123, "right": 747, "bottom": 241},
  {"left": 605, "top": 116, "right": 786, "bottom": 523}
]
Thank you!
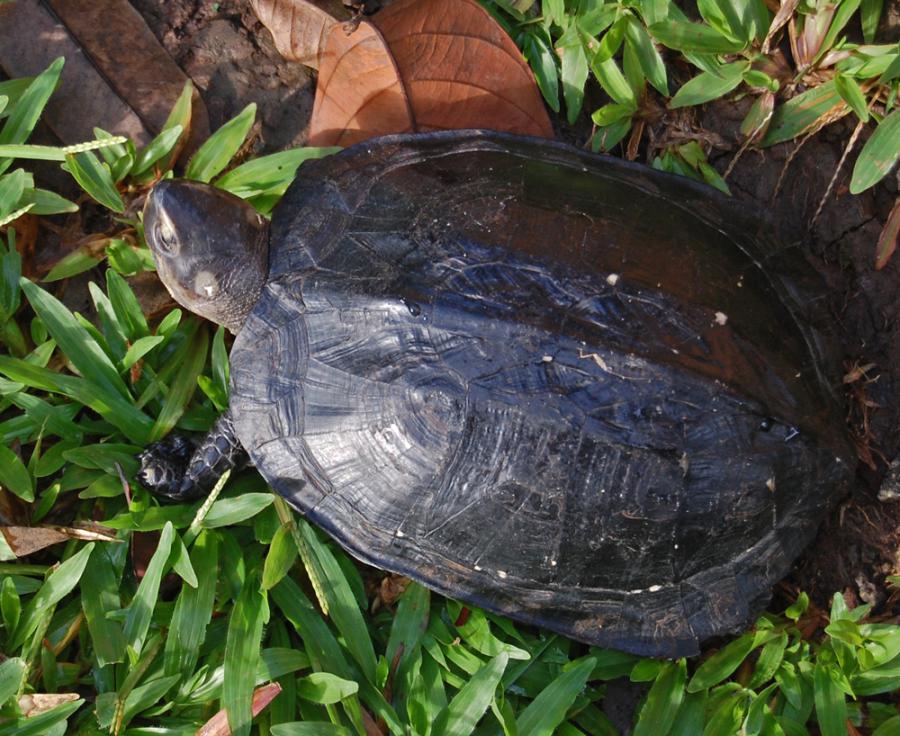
[
  {"left": 875, "top": 196, "right": 899, "bottom": 270},
  {"left": 17, "top": 693, "right": 80, "bottom": 718},
  {"left": 0, "top": 524, "right": 118, "bottom": 559},
  {"left": 843, "top": 362, "right": 877, "bottom": 384},
  {"left": 250, "top": 0, "right": 350, "bottom": 69},
  {"left": 311, "top": 19, "right": 414, "bottom": 146},
  {"left": 309, "top": 0, "right": 553, "bottom": 145},
  {"left": 197, "top": 682, "right": 282, "bottom": 736},
  {"left": 131, "top": 529, "right": 160, "bottom": 580},
  {"left": 378, "top": 574, "right": 410, "bottom": 607},
  {"left": 762, "top": 0, "right": 799, "bottom": 54}
]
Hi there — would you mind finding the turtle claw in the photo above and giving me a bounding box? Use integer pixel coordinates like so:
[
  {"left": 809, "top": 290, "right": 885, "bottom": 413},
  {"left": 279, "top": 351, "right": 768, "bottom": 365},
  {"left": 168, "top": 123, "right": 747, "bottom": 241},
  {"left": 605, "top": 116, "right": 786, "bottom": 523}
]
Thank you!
[
  {"left": 137, "top": 435, "right": 202, "bottom": 502},
  {"left": 137, "top": 412, "right": 248, "bottom": 502}
]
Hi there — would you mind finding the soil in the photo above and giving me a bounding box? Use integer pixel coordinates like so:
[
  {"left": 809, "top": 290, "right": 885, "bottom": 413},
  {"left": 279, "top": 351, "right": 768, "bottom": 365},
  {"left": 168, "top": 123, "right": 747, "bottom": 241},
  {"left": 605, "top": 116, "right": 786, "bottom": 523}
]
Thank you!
[
  {"left": 130, "top": 0, "right": 900, "bottom": 620},
  {"left": 14, "top": 0, "right": 900, "bottom": 625}
]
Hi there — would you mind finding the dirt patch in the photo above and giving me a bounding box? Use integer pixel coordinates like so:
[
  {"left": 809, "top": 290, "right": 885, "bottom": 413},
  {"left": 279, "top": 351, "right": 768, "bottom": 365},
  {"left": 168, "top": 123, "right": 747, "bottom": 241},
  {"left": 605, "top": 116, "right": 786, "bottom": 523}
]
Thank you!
[
  {"left": 133, "top": 1, "right": 900, "bottom": 616},
  {"left": 698, "top": 100, "right": 900, "bottom": 608},
  {"left": 131, "top": 0, "right": 316, "bottom": 151}
]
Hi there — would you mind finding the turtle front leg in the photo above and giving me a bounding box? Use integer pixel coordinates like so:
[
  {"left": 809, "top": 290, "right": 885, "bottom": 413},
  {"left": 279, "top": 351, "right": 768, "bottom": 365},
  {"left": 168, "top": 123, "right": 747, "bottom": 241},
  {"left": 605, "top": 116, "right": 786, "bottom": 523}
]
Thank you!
[{"left": 137, "top": 411, "right": 248, "bottom": 501}]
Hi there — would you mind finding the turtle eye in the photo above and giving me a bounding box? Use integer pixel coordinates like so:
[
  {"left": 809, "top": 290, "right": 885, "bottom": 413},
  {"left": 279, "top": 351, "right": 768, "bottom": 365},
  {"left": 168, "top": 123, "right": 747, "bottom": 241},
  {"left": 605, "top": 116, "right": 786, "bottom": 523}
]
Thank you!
[{"left": 154, "top": 220, "right": 178, "bottom": 254}]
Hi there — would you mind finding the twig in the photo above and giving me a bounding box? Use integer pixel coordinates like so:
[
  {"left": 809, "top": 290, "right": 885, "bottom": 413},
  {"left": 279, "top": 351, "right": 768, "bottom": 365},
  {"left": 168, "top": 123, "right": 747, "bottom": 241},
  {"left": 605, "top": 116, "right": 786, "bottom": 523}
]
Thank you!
[{"left": 810, "top": 116, "right": 866, "bottom": 228}]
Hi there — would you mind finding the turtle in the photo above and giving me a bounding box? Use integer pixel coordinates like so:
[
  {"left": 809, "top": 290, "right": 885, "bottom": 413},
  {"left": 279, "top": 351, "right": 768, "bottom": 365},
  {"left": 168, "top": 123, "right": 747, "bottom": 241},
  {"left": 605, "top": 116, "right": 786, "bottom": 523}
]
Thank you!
[{"left": 138, "top": 130, "right": 853, "bottom": 657}]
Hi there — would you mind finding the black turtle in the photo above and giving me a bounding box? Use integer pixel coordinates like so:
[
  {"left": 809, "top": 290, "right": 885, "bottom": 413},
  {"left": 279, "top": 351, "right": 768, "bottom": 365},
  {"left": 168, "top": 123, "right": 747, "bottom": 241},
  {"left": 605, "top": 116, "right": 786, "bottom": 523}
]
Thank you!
[{"left": 138, "top": 130, "right": 853, "bottom": 657}]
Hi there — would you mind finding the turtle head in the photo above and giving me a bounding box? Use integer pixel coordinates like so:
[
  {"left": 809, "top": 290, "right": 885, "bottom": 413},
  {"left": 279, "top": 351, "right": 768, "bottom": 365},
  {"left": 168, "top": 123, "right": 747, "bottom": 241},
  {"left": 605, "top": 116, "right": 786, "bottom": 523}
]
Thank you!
[{"left": 143, "top": 180, "right": 269, "bottom": 333}]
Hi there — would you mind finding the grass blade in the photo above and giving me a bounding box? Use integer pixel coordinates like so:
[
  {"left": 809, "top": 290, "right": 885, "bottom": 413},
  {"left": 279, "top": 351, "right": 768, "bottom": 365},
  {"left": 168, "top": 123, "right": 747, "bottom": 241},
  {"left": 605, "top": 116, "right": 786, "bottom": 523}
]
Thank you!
[
  {"left": 224, "top": 571, "right": 268, "bottom": 736},
  {"left": 271, "top": 724, "right": 352, "bottom": 736},
  {"left": 0, "top": 58, "right": 64, "bottom": 176},
  {"left": 80, "top": 543, "right": 126, "bottom": 666},
  {"left": 150, "top": 322, "right": 209, "bottom": 441},
  {"left": 560, "top": 43, "right": 589, "bottom": 124},
  {"left": 522, "top": 31, "right": 560, "bottom": 113},
  {"left": 215, "top": 147, "right": 339, "bottom": 197},
  {"left": 634, "top": 658, "right": 687, "bottom": 736},
  {"left": 592, "top": 57, "right": 636, "bottom": 106},
  {"left": 516, "top": 656, "right": 596, "bottom": 736},
  {"left": 432, "top": 653, "right": 509, "bottom": 736},
  {"left": 106, "top": 269, "right": 150, "bottom": 341},
  {"left": 123, "top": 522, "right": 174, "bottom": 658},
  {"left": 262, "top": 524, "right": 299, "bottom": 590},
  {"left": 813, "top": 663, "right": 847, "bottom": 736},
  {"left": 649, "top": 20, "right": 746, "bottom": 53},
  {"left": 10, "top": 542, "right": 94, "bottom": 649},
  {"left": 670, "top": 61, "right": 749, "bottom": 108},
  {"left": 272, "top": 577, "right": 352, "bottom": 677},
  {"left": 132, "top": 124, "right": 184, "bottom": 175},
  {"left": 122, "top": 335, "right": 165, "bottom": 371},
  {"left": 850, "top": 108, "right": 900, "bottom": 193},
  {"left": 762, "top": 80, "right": 843, "bottom": 146},
  {"left": 0, "top": 355, "right": 153, "bottom": 443},
  {"left": 386, "top": 582, "right": 430, "bottom": 701},
  {"left": 296, "top": 672, "right": 359, "bottom": 704},
  {"left": 295, "top": 517, "right": 377, "bottom": 684},
  {"left": 203, "top": 493, "right": 274, "bottom": 528},
  {"left": 861, "top": 0, "right": 884, "bottom": 42},
  {"left": 186, "top": 103, "right": 256, "bottom": 183},
  {"left": 165, "top": 529, "right": 219, "bottom": 677},
  {"left": 0, "top": 658, "right": 25, "bottom": 706},
  {"left": 0, "top": 699, "right": 83, "bottom": 736},
  {"left": 0, "top": 444, "right": 33, "bottom": 501},
  {"left": 21, "top": 279, "right": 132, "bottom": 402},
  {"left": 687, "top": 633, "right": 758, "bottom": 692},
  {"left": 64, "top": 151, "right": 125, "bottom": 212},
  {"left": 625, "top": 15, "right": 668, "bottom": 95},
  {"left": 41, "top": 247, "right": 103, "bottom": 283}
]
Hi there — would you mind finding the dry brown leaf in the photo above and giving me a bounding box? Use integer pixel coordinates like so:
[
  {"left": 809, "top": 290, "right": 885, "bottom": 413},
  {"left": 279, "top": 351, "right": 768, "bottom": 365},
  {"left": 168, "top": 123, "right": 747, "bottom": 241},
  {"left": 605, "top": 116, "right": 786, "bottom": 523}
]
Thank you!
[
  {"left": 309, "top": 0, "right": 553, "bottom": 146},
  {"left": 311, "top": 19, "right": 414, "bottom": 146},
  {"left": 18, "top": 693, "right": 80, "bottom": 718},
  {"left": 0, "top": 524, "right": 117, "bottom": 558},
  {"left": 0, "top": 0, "right": 207, "bottom": 147},
  {"left": 378, "top": 574, "right": 410, "bottom": 607},
  {"left": 762, "top": 0, "right": 799, "bottom": 54},
  {"left": 875, "top": 196, "right": 899, "bottom": 270},
  {"left": 196, "top": 683, "right": 282, "bottom": 736},
  {"left": 250, "top": 0, "right": 350, "bottom": 69},
  {"left": 843, "top": 362, "right": 878, "bottom": 384},
  {"left": 131, "top": 529, "right": 161, "bottom": 580}
]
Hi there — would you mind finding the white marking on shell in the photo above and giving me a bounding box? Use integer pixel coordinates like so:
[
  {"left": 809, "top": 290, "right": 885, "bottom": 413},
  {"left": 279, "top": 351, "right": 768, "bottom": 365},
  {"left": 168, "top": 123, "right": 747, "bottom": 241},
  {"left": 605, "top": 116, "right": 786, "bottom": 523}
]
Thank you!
[
  {"left": 497, "top": 570, "right": 508, "bottom": 579},
  {"left": 542, "top": 355, "right": 553, "bottom": 363},
  {"left": 766, "top": 478, "right": 776, "bottom": 492},
  {"left": 606, "top": 273, "right": 620, "bottom": 286},
  {"left": 648, "top": 585, "right": 663, "bottom": 592},
  {"left": 714, "top": 311, "right": 728, "bottom": 325}
]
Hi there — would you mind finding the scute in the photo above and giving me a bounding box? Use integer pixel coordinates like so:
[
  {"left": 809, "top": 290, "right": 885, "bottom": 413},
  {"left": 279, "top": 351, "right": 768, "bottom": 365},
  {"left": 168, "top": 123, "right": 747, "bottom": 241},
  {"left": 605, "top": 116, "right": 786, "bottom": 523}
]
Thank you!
[{"left": 229, "top": 131, "right": 852, "bottom": 657}]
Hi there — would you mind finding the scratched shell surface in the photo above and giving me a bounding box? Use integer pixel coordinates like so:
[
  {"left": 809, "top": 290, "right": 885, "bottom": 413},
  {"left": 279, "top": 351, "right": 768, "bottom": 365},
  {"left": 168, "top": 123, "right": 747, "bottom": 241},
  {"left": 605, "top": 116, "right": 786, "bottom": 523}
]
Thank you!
[{"left": 230, "top": 131, "right": 852, "bottom": 656}]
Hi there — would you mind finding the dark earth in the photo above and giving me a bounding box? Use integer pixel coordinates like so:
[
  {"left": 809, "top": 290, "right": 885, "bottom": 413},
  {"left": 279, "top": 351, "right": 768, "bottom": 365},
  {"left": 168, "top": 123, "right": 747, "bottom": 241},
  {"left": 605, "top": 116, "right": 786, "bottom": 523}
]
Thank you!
[{"left": 5, "top": 0, "right": 900, "bottom": 628}]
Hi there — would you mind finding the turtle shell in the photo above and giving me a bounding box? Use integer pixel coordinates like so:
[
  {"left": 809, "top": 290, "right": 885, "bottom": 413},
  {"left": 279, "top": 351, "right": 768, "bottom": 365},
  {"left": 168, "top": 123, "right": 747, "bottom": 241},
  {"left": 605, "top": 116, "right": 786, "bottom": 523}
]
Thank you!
[{"left": 229, "top": 131, "right": 852, "bottom": 656}]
